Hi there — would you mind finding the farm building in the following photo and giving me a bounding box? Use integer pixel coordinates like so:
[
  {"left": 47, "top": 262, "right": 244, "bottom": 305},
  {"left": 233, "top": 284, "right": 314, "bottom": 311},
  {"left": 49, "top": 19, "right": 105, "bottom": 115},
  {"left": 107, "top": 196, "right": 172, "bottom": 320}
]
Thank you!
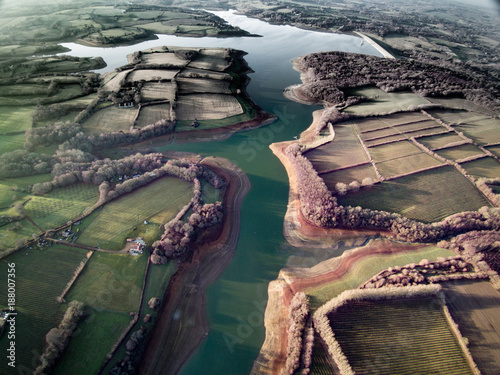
[{"left": 129, "top": 237, "right": 146, "bottom": 255}]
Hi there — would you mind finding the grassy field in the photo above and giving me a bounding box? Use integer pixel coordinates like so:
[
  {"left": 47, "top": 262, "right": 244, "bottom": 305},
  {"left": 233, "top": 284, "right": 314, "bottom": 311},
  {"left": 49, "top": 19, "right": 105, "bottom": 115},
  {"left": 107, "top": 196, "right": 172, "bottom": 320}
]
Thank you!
[
  {"left": 417, "top": 133, "right": 465, "bottom": 150},
  {"left": 175, "top": 93, "right": 243, "bottom": 121},
  {"left": 143, "top": 262, "right": 178, "bottom": 310},
  {"left": 321, "top": 164, "right": 377, "bottom": 188},
  {"left": 187, "top": 52, "right": 230, "bottom": 72},
  {"left": 460, "top": 157, "right": 500, "bottom": 179},
  {"left": 142, "top": 53, "right": 189, "bottom": 67},
  {"left": 353, "top": 117, "right": 391, "bottom": 133},
  {"left": 305, "top": 124, "right": 369, "bottom": 172},
  {"left": 426, "top": 98, "right": 498, "bottom": 115},
  {"left": 175, "top": 95, "right": 256, "bottom": 132},
  {"left": 0, "top": 244, "right": 88, "bottom": 375},
  {"left": 24, "top": 183, "right": 99, "bottom": 230},
  {"left": 375, "top": 152, "right": 443, "bottom": 178},
  {"left": 486, "top": 145, "right": 500, "bottom": 158},
  {"left": 178, "top": 68, "right": 232, "bottom": 81},
  {"left": 328, "top": 297, "right": 473, "bottom": 375},
  {"left": 443, "top": 280, "right": 500, "bottom": 374},
  {"left": 127, "top": 69, "right": 179, "bottom": 82},
  {"left": 77, "top": 176, "right": 193, "bottom": 250},
  {"left": 343, "top": 87, "right": 430, "bottom": 115},
  {"left": 0, "top": 174, "right": 52, "bottom": 209},
  {"left": 53, "top": 308, "right": 131, "bottom": 375},
  {"left": 136, "top": 104, "right": 172, "bottom": 127},
  {"left": 360, "top": 126, "right": 399, "bottom": 141},
  {"left": 103, "top": 69, "right": 133, "bottom": 92},
  {"left": 435, "top": 144, "right": 485, "bottom": 161},
  {"left": 306, "top": 246, "right": 455, "bottom": 309},
  {"left": 368, "top": 140, "right": 422, "bottom": 163},
  {"left": 66, "top": 252, "right": 147, "bottom": 312},
  {"left": 427, "top": 108, "right": 492, "bottom": 123},
  {"left": 337, "top": 166, "right": 490, "bottom": 222},
  {"left": 0, "top": 106, "right": 34, "bottom": 134},
  {"left": 177, "top": 77, "right": 232, "bottom": 94},
  {"left": 0, "top": 219, "right": 41, "bottom": 254},
  {"left": 0, "top": 133, "right": 27, "bottom": 155},
  {"left": 455, "top": 124, "right": 500, "bottom": 145},
  {"left": 381, "top": 112, "right": 432, "bottom": 125},
  {"left": 393, "top": 119, "right": 441, "bottom": 133},
  {"left": 82, "top": 106, "right": 137, "bottom": 134},
  {"left": 142, "top": 82, "right": 176, "bottom": 101}
]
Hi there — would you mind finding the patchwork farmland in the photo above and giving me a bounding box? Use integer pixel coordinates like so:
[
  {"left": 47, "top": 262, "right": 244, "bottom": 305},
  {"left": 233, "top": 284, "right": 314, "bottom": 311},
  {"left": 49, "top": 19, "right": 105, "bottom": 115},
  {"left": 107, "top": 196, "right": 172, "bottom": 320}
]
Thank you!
[
  {"left": 302, "top": 105, "right": 499, "bottom": 222},
  {"left": 81, "top": 47, "right": 260, "bottom": 138},
  {"left": 326, "top": 296, "right": 474, "bottom": 375}
]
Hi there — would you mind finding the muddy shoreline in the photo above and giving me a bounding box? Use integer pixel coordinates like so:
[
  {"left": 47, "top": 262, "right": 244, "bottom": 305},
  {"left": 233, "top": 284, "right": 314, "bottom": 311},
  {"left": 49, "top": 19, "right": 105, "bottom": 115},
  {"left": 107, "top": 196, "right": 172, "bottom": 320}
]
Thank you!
[
  {"left": 138, "top": 157, "right": 250, "bottom": 375},
  {"left": 251, "top": 239, "right": 435, "bottom": 374}
]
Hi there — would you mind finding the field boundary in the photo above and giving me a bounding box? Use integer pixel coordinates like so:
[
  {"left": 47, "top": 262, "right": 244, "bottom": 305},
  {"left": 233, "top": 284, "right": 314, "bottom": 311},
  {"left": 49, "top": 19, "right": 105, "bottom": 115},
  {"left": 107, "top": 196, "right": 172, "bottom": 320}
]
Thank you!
[{"left": 313, "top": 284, "right": 480, "bottom": 375}]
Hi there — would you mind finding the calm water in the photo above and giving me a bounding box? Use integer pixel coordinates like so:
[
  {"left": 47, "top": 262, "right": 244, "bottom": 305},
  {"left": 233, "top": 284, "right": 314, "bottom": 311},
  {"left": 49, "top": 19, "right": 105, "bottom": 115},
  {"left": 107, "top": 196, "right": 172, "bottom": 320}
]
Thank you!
[{"left": 62, "top": 11, "right": 381, "bottom": 374}]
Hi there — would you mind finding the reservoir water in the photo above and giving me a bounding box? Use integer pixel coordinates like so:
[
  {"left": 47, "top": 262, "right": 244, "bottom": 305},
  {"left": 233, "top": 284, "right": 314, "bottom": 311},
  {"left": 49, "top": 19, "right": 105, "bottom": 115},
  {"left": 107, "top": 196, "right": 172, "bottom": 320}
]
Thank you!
[{"left": 61, "top": 11, "right": 382, "bottom": 374}]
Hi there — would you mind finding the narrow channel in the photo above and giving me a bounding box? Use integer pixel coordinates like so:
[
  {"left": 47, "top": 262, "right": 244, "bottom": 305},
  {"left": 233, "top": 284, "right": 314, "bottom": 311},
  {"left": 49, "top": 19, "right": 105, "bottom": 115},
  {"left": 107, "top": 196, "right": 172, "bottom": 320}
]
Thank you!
[{"left": 61, "top": 11, "right": 382, "bottom": 374}]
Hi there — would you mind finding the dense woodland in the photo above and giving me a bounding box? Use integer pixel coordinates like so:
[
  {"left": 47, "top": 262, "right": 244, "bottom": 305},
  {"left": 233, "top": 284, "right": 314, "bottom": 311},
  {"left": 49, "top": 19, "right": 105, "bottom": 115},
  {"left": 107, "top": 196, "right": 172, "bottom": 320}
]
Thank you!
[{"left": 296, "top": 51, "right": 500, "bottom": 112}]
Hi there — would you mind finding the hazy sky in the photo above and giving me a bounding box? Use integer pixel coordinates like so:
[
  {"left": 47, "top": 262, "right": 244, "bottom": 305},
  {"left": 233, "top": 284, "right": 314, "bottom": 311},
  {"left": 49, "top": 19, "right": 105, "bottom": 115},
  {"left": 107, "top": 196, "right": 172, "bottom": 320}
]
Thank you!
[{"left": 449, "top": 0, "right": 500, "bottom": 9}]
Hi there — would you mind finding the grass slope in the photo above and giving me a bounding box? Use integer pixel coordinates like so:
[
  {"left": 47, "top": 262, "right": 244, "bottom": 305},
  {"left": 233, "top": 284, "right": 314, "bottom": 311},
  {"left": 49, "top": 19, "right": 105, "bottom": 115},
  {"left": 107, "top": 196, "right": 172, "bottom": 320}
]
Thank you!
[{"left": 0, "top": 244, "right": 88, "bottom": 375}]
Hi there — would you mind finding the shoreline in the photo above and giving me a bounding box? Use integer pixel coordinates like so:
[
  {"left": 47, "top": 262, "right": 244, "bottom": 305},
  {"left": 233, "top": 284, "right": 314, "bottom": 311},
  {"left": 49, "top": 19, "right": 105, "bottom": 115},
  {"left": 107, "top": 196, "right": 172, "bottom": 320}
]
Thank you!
[
  {"left": 251, "top": 239, "right": 434, "bottom": 374},
  {"left": 137, "top": 156, "right": 250, "bottom": 375},
  {"left": 269, "top": 125, "right": 388, "bottom": 250}
]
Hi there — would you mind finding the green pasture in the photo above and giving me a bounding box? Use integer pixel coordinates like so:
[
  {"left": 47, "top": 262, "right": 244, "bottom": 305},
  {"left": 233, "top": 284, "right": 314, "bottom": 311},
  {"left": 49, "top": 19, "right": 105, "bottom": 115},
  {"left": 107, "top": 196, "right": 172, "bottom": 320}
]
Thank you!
[
  {"left": 53, "top": 308, "right": 131, "bottom": 375},
  {"left": 365, "top": 134, "right": 407, "bottom": 147},
  {"left": 380, "top": 111, "right": 429, "bottom": 126},
  {"left": 143, "top": 262, "right": 178, "bottom": 312},
  {"left": 306, "top": 245, "right": 455, "bottom": 309},
  {"left": 321, "top": 164, "right": 377, "bottom": 189},
  {"left": 343, "top": 87, "right": 430, "bottom": 115},
  {"left": 435, "top": 144, "right": 485, "bottom": 161},
  {"left": 426, "top": 99, "right": 498, "bottom": 116},
  {"left": 0, "top": 174, "right": 52, "bottom": 207},
  {"left": 201, "top": 178, "right": 225, "bottom": 204},
  {"left": 77, "top": 176, "right": 193, "bottom": 250},
  {"left": 330, "top": 297, "right": 473, "bottom": 374},
  {"left": 136, "top": 104, "right": 172, "bottom": 128},
  {"left": 24, "top": 183, "right": 99, "bottom": 231},
  {"left": 460, "top": 157, "right": 500, "bottom": 179},
  {"left": 361, "top": 126, "right": 399, "bottom": 141},
  {"left": 337, "top": 166, "right": 490, "bottom": 222},
  {"left": 417, "top": 133, "right": 465, "bottom": 150},
  {"left": 393, "top": 119, "right": 441, "bottom": 133},
  {"left": 454, "top": 118, "right": 500, "bottom": 146},
  {"left": 376, "top": 152, "right": 443, "bottom": 178},
  {"left": 137, "top": 22, "right": 178, "bottom": 34},
  {"left": 368, "top": 140, "right": 422, "bottom": 163},
  {"left": 305, "top": 124, "right": 368, "bottom": 172},
  {"left": 0, "top": 84, "right": 49, "bottom": 97},
  {"left": 427, "top": 108, "right": 489, "bottom": 124},
  {"left": 82, "top": 106, "right": 137, "bottom": 134},
  {"left": 354, "top": 117, "right": 391, "bottom": 132},
  {"left": 175, "top": 96, "right": 256, "bottom": 132},
  {"left": 0, "top": 244, "right": 88, "bottom": 375},
  {"left": 486, "top": 145, "right": 500, "bottom": 158},
  {"left": 0, "top": 219, "right": 40, "bottom": 253},
  {"left": 67, "top": 251, "right": 147, "bottom": 312},
  {"left": 0, "top": 133, "right": 27, "bottom": 155}
]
